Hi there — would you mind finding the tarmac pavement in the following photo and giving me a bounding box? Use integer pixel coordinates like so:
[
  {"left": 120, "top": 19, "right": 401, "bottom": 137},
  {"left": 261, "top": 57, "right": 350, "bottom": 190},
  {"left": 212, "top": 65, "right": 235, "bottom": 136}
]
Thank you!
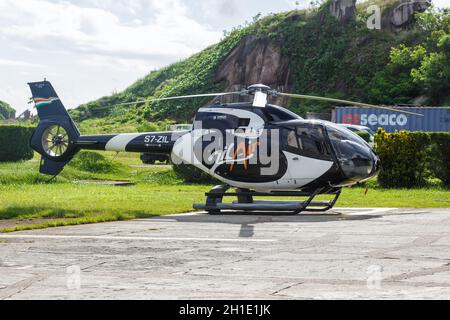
[{"left": 1, "top": 208, "right": 450, "bottom": 299}]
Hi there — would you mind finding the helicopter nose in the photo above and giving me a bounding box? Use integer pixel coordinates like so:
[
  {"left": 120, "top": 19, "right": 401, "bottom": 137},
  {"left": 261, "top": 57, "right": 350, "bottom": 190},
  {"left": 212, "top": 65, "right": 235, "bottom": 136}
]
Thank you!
[
  {"left": 336, "top": 147, "right": 379, "bottom": 184},
  {"left": 326, "top": 123, "right": 380, "bottom": 185},
  {"left": 358, "top": 150, "right": 380, "bottom": 182}
]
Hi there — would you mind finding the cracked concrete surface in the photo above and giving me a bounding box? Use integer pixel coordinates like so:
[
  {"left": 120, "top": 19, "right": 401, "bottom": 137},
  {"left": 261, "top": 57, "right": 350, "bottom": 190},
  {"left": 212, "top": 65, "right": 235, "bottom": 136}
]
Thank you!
[{"left": 1, "top": 208, "right": 450, "bottom": 299}]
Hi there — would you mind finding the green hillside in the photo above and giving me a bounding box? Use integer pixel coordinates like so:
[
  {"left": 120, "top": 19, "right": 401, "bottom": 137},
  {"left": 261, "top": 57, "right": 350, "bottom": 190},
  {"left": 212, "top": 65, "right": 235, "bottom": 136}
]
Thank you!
[
  {"left": 71, "top": 1, "right": 450, "bottom": 133},
  {"left": 0, "top": 100, "right": 15, "bottom": 120}
]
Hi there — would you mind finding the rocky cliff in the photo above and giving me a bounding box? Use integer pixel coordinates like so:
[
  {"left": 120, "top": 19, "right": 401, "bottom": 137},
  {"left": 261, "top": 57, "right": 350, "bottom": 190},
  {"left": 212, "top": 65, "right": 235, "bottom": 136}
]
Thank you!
[
  {"left": 388, "top": 0, "right": 431, "bottom": 30},
  {"left": 214, "top": 35, "right": 292, "bottom": 105},
  {"left": 330, "top": 0, "right": 357, "bottom": 24}
]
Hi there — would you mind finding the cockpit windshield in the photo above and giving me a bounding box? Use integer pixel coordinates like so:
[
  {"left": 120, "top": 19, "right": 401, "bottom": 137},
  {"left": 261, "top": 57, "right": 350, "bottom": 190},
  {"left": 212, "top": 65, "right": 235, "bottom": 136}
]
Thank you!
[
  {"left": 326, "top": 122, "right": 370, "bottom": 147},
  {"left": 325, "top": 122, "right": 375, "bottom": 181}
]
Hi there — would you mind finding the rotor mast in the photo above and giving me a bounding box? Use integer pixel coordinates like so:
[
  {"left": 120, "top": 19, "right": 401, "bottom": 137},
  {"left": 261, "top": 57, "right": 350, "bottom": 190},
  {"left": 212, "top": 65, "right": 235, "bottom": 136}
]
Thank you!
[{"left": 245, "top": 84, "right": 273, "bottom": 108}]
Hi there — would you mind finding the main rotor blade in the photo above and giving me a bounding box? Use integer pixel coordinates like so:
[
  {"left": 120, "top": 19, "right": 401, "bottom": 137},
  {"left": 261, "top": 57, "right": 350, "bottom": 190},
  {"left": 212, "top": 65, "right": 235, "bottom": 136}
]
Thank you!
[
  {"left": 278, "top": 93, "right": 424, "bottom": 117},
  {"left": 114, "top": 91, "right": 243, "bottom": 107}
]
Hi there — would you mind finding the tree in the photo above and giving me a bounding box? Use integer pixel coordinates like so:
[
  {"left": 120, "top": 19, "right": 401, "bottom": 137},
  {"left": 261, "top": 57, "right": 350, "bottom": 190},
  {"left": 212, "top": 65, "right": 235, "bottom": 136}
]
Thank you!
[
  {"left": 411, "top": 9, "right": 450, "bottom": 103},
  {"left": 0, "top": 101, "right": 15, "bottom": 120},
  {"left": 368, "top": 8, "right": 450, "bottom": 105},
  {"left": 367, "top": 45, "right": 425, "bottom": 104}
]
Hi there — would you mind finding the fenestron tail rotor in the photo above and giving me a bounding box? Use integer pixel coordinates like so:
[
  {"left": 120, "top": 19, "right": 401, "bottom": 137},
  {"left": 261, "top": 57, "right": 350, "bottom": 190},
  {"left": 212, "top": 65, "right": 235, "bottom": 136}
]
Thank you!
[{"left": 41, "top": 125, "right": 70, "bottom": 158}]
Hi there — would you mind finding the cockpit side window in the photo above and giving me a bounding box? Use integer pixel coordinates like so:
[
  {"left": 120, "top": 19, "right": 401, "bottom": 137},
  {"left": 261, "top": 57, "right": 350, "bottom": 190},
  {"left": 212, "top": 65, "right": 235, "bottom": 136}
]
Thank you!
[
  {"left": 287, "top": 129, "right": 299, "bottom": 149},
  {"left": 283, "top": 125, "right": 332, "bottom": 161},
  {"left": 296, "top": 125, "right": 332, "bottom": 160}
]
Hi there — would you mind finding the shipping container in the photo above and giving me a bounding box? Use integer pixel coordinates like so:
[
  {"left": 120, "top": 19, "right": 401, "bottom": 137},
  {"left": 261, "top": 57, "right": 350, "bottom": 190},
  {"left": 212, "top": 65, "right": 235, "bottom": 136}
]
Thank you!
[{"left": 334, "top": 107, "right": 450, "bottom": 132}]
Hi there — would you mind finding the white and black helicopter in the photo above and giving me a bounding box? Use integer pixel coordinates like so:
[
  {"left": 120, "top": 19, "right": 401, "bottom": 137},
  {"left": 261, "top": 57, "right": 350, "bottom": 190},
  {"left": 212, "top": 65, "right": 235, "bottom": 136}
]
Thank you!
[{"left": 28, "top": 81, "right": 422, "bottom": 214}]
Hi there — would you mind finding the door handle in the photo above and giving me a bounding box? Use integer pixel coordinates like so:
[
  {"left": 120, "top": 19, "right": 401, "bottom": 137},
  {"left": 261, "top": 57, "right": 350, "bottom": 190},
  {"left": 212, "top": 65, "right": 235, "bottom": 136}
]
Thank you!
[{"left": 292, "top": 157, "right": 299, "bottom": 161}]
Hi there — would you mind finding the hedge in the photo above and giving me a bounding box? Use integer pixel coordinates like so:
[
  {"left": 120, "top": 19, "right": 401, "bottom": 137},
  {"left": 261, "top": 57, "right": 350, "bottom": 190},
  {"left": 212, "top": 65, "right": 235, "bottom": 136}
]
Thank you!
[
  {"left": 0, "top": 125, "right": 35, "bottom": 162},
  {"left": 374, "top": 129, "right": 450, "bottom": 188},
  {"left": 429, "top": 133, "right": 450, "bottom": 186}
]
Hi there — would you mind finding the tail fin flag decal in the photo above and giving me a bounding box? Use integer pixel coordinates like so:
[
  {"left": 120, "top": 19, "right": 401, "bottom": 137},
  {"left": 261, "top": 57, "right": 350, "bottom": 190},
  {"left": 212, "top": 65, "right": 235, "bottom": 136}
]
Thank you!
[
  {"left": 33, "top": 97, "right": 60, "bottom": 108},
  {"left": 28, "top": 80, "right": 71, "bottom": 119}
]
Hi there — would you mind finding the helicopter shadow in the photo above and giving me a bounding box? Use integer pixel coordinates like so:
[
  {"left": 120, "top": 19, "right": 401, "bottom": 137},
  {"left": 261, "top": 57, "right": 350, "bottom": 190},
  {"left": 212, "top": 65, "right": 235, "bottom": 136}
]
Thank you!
[{"left": 155, "top": 210, "right": 382, "bottom": 238}]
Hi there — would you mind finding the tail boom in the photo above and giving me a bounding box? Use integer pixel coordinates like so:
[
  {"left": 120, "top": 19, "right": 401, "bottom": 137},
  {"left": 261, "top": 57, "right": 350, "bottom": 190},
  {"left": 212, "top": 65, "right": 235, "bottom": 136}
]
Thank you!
[{"left": 75, "top": 132, "right": 177, "bottom": 154}]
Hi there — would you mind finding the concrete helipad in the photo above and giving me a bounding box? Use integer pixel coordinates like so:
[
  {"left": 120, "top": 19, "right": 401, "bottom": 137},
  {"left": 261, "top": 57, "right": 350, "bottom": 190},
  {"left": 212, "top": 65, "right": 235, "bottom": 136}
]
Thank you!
[{"left": 1, "top": 208, "right": 450, "bottom": 299}]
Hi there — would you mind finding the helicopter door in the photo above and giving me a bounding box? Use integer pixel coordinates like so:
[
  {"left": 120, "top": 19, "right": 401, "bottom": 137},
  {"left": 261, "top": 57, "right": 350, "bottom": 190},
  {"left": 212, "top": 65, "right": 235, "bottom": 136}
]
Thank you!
[
  {"left": 283, "top": 126, "right": 334, "bottom": 187},
  {"left": 280, "top": 128, "right": 302, "bottom": 187}
]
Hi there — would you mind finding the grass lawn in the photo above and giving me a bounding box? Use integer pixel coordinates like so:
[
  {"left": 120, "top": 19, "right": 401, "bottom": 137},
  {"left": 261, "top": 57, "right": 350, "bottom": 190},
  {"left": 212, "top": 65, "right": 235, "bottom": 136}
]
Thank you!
[
  {"left": 0, "top": 152, "right": 449, "bottom": 232},
  {"left": 0, "top": 183, "right": 209, "bottom": 232}
]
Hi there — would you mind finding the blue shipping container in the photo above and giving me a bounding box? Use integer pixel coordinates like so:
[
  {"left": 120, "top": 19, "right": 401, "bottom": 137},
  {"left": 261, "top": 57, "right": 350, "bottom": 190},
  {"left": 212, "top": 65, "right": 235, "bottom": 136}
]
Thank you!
[{"left": 335, "top": 107, "right": 450, "bottom": 132}]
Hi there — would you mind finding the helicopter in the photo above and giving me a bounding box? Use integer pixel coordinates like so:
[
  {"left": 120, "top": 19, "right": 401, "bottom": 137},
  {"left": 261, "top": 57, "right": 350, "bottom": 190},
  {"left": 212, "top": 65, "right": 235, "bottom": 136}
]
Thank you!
[{"left": 28, "top": 81, "right": 423, "bottom": 215}]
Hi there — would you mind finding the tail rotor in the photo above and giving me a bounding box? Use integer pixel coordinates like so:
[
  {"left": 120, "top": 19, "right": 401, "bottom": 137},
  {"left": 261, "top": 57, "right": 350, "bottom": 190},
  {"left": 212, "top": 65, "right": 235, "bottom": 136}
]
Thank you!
[{"left": 41, "top": 124, "right": 70, "bottom": 158}]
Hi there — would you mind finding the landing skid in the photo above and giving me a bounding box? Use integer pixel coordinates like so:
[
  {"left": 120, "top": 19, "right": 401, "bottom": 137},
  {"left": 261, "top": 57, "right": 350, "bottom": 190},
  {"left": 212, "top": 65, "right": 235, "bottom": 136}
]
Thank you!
[{"left": 193, "top": 185, "right": 342, "bottom": 215}]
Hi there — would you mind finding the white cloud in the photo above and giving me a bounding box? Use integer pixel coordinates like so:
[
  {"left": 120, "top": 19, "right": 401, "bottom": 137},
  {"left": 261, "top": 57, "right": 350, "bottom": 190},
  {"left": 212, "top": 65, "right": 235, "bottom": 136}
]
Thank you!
[
  {"left": 0, "top": 59, "right": 46, "bottom": 68},
  {"left": 0, "top": 0, "right": 222, "bottom": 114},
  {"left": 433, "top": 0, "right": 450, "bottom": 8},
  {"left": 0, "top": 0, "right": 219, "bottom": 60}
]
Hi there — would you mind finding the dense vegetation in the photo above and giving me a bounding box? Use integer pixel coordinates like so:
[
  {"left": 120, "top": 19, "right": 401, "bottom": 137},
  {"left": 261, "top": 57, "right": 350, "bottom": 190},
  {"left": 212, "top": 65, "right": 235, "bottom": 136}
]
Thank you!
[
  {"left": 70, "top": 1, "right": 450, "bottom": 133},
  {"left": 368, "top": 8, "right": 450, "bottom": 105},
  {"left": 0, "top": 100, "right": 15, "bottom": 120},
  {"left": 0, "top": 125, "right": 35, "bottom": 162}
]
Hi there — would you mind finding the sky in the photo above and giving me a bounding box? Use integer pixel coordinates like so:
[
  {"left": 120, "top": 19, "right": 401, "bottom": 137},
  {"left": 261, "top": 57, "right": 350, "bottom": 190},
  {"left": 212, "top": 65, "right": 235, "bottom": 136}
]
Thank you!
[{"left": 1, "top": 0, "right": 449, "bottom": 115}]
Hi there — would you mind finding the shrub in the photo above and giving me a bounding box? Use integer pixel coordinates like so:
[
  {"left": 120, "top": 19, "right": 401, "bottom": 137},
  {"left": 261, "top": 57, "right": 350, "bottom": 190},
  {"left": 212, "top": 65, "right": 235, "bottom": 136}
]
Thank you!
[
  {"left": 172, "top": 163, "right": 218, "bottom": 184},
  {"left": 69, "top": 151, "right": 120, "bottom": 174},
  {"left": 0, "top": 125, "right": 35, "bottom": 162},
  {"left": 375, "top": 129, "right": 450, "bottom": 188}
]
